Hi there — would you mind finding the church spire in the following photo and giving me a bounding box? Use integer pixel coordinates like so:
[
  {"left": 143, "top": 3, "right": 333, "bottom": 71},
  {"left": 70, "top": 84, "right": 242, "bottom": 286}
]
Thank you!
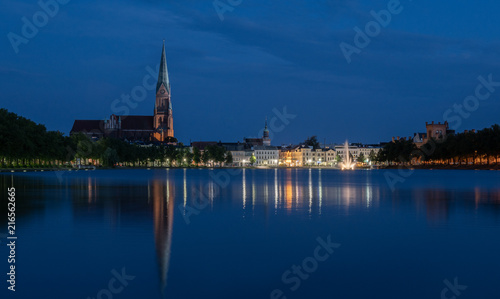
[{"left": 157, "top": 41, "right": 170, "bottom": 94}]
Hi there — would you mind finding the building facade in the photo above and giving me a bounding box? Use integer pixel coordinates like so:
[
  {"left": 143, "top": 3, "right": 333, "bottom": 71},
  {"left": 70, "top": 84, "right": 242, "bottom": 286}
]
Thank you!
[
  {"left": 253, "top": 146, "right": 279, "bottom": 166},
  {"left": 279, "top": 143, "right": 381, "bottom": 167},
  {"left": 279, "top": 145, "right": 312, "bottom": 167}
]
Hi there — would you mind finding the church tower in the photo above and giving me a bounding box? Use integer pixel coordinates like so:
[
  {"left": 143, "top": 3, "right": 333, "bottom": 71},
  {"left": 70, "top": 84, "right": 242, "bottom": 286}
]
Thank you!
[
  {"left": 154, "top": 42, "right": 174, "bottom": 142},
  {"left": 263, "top": 118, "right": 271, "bottom": 146}
]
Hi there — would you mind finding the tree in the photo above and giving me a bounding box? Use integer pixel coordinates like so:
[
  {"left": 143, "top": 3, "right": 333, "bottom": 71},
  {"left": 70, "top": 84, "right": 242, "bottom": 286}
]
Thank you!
[
  {"left": 335, "top": 154, "right": 343, "bottom": 163},
  {"left": 492, "top": 124, "right": 500, "bottom": 164},
  {"left": 176, "top": 147, "right": 186, "bottom": 166},
  {"left": 164, "top": 136, "right": 178, "bottom": 144},
  {"left": 71, "top": 133, "right": 96, "bottom": 164},
  {"left": 193, "top": 147, "right": 201, "bottom": 165},
  {"left": 102, "top": 147, "right": 119, "bottom": 167},
  {"left": 369, "top": 150, "right": 377, "bottom": 162},
  {"left": 205, "top": 145, "right": 226, "bottom": 166},
  {"left": 165, "top": 145, "right": 177, "bottom": 166},
  {"left": 225, "top": 151, "right": 233, "bottom": 164},
  {"left": 378, "top": 139, "right": 417, "bottom": 164},
  {"left": 304, "top": 136, "right": 321, "bottom": 149},
  {"left": 357, "top": 152, "right": 365, "bottom": 163},
  {"left": 249, "top": 154, "right": 256, "bottom": 166},
  {"left": 184, "top": 150, "right": 194, "bottom": 166},
  {"left": 202, "top": 149, "right": 210, "bottom": 166}
]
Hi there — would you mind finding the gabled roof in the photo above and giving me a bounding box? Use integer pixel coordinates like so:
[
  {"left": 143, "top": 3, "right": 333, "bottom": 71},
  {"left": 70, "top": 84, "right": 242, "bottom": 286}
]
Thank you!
[
  {"left": 120, "top": 116, "right": 154, "bottom": 131},
  {"left": 71, "top": 120, "right": 104, "bottom": 134}
]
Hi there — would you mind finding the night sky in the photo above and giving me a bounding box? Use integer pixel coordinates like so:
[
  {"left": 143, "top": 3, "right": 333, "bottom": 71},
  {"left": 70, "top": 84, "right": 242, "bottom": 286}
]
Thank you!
[{"left": 1, "top": 0, "right": 500, "bottom": 145}]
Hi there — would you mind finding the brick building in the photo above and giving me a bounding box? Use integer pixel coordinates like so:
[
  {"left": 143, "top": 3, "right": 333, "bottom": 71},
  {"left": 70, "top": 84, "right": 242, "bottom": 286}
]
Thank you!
[{"left": 70, "top": 43, "right": 175, "bottom": 143}]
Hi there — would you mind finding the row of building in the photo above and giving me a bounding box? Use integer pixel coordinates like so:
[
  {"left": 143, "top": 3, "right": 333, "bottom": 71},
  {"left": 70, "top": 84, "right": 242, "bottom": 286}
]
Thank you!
[{"left": 191, "top": 121, "right": 382, "bottom": 167}]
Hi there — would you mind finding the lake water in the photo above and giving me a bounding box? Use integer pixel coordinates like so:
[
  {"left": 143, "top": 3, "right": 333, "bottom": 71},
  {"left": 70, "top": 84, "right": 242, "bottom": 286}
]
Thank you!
[{"left": 1, "top": 168, "right": 500, "bottom": 299}]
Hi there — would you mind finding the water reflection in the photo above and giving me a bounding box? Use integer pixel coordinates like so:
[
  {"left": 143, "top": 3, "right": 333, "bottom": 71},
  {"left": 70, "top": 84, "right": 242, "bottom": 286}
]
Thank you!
[
  {"left": 83, "top": 169, "right": 500, "bottom": 297},
  {"left": 274, "top": 169, "right": 278, "bottom": 212},
  {"left": 318, "top": 169, "right": 322, "bottom": 215},
  {"left": 183, "top": 168, "right": 187, "bottom": 209},
  {"left": 308, "top": 169, "right": 313, "bottom": 214},
  {"left": 87, "top": 177, "right": 95, "bottom": 203},
  {"left": 413, "top": 187, "right": 500, "bottom": 223},
  {"left": 3, "top": 169, "right": 500, "bottom": 299},
  {"left": 285, "top": 169, "right": 292, "bottom": 212},
  {"left": 422, "top": 189, "right": 450, "bottom": 223},
  {"left": 151, "top": 178, "right": 174, "bottom": 295},
  {"left": 218, "top": 170, "right": 500, "bottom": 221},
  {"left": 242, "top": 169, "right": 246, "bottom": 211},
  {"left": 252, "top": 173, "right": 256, "bottom": 215}
]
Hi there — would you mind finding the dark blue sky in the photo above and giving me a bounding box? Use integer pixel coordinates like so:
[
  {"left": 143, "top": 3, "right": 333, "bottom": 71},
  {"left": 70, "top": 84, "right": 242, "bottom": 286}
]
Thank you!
[{"left": 2, "top": 0, "right": 500, "bottom": 145}]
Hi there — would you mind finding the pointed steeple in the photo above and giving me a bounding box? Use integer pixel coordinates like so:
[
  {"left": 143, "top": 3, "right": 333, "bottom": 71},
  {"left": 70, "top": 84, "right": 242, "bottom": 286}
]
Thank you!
[{"left": 157, "top": 41, "right": 171, "bottom": 94}]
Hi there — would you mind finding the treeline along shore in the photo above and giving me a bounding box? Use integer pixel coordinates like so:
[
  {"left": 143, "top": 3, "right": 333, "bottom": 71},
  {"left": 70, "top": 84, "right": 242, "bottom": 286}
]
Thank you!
[
  {"left": 377, "top": 124, "right": 500, "bottom": 168},
  {"left": 1, "top": 108, "right": 499, "bottom": 170},
  {"left": 0, "top": 109, "right": 231, "bottom": 168}
]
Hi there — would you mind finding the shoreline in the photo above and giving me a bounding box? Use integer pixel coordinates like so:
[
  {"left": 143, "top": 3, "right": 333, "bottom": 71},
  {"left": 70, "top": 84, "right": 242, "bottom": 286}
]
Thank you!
[
  {"left": 381, "top": 164, "right": 500, "bottom": 171},
  {"left": 2, "top": 164, "right": 500, "bottom": 173}
]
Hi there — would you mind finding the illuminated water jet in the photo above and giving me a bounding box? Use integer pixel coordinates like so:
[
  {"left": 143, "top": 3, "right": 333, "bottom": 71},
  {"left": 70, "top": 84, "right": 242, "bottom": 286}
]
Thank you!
[{"left": 340, "top": 140, "right": 356, "bottom": 170}]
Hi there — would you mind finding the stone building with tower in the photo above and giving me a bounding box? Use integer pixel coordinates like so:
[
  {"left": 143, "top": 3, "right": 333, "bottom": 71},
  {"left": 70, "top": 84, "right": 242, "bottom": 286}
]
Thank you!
[
  {"left": 70, "top": 43, "right": 175, "bottom": 144},
  {"left": 412, "top": 121, "right": 456, "bottom": 147}
]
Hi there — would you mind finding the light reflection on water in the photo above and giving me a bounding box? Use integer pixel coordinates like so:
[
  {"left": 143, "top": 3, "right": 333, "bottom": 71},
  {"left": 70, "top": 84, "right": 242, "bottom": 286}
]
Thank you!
[{"left": 2, "top": 168, "right": 500, "bottom": 298}]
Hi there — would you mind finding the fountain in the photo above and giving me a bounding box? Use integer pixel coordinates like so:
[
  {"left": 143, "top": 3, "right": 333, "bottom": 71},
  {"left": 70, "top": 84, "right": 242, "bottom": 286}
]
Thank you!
[{"left": 340, "top": 140, "right": 356, "bottom": 170}]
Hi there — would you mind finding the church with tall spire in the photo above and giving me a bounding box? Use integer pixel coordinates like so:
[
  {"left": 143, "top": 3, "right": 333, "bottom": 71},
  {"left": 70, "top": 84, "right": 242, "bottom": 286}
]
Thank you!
[
  {"left": 153, "top": 42, "right": 174, "bottom": 142},
  {"left": 70, "top": 42, "right": 175, "bottom": 144}
]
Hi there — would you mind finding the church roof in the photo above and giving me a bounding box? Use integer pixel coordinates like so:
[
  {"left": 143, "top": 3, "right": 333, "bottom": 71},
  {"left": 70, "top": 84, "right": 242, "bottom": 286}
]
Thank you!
[
  {"left": 71, "top": 116, "right": 154, "bottom": 134},
  {"left": 71, "top": 120, "right": 104, "bottom": 134},
  {"left": 121, "top": 116, "right": 154, "bottom": 131},
  {"left": 157, "top": 43, "right": 171, "bottom": 94}
]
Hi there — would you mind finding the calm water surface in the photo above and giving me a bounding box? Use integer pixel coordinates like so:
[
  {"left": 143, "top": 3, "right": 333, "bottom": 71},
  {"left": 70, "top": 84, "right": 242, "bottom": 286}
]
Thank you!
[{"left": 1, "top": 168, "right": 500, "bottom": 299}]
